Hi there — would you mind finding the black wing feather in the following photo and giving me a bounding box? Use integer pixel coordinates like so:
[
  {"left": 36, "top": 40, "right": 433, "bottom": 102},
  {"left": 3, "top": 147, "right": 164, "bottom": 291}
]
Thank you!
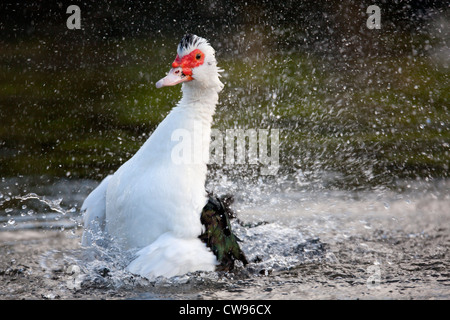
[{"left": 199, "top": 193, "right": 248, "bottom": 271}]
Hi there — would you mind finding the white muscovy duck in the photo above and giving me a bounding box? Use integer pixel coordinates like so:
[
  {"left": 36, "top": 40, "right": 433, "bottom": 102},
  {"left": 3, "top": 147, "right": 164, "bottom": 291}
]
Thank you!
[{"left": 81, "top": 34, "right": 247, "bottom": 279}]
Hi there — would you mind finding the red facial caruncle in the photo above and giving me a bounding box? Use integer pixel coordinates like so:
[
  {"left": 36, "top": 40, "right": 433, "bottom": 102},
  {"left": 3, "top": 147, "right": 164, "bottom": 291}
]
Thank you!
[
  {"left": 172, "top": 49, "right": 205, "bottom": 77},
  {"left": 156, "top": 48, "right": 206, "bottom": 88}
]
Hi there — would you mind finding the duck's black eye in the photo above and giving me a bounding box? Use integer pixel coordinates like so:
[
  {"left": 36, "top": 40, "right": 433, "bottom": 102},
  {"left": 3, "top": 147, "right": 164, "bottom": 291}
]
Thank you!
[{"left": 196, "top": 53, "right": 202, "bottom": 60}]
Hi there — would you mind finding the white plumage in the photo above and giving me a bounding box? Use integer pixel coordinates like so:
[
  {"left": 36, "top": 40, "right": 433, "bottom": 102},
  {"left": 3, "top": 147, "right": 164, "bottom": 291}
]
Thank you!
[
  {"left": 81, "top": 35, "right": 224, "bottom": 279},
  {"left": 126, "top": 232, "right": 217, "bottom": 278}
]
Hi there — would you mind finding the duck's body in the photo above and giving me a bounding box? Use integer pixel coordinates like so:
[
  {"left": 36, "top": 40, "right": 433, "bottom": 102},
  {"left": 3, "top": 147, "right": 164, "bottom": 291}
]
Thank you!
[
  {"left": 81, "top": 34, "right": 246, "bottom": 279},
  {"left": 105, "top": 87, "right": 217, "bottom": 250}
]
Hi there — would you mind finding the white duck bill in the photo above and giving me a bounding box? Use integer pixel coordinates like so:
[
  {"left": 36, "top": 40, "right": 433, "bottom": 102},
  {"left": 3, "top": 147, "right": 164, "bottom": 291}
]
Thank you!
[{"left": 155, "top": 67, "right": 192, "bottom": 88}]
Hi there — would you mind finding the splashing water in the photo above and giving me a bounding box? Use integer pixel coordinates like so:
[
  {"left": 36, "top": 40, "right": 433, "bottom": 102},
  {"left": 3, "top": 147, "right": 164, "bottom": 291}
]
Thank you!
[
  {"left": 0, "top": 174, "right": 333, "bottom": 291},
  {"left": 15, "top": 193, "right": 66, "bottom": 215},
  {"left": 0, "top": 191, "right": 79, "bottom": 231},
  {"left": 0, "top": 173, "right": 449, "bottom": 300}
]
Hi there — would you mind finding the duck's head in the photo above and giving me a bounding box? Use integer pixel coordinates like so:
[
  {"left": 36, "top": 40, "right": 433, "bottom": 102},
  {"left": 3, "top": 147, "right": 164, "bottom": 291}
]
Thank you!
[{"left": 156, "top": 34, "right": 223, "bottom": 91}]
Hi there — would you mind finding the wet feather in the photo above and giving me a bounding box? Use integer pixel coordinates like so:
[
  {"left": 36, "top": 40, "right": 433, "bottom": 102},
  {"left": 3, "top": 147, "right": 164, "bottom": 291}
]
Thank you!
[{"left": 199, "top": 193, "right": 248, "bottom": 271}]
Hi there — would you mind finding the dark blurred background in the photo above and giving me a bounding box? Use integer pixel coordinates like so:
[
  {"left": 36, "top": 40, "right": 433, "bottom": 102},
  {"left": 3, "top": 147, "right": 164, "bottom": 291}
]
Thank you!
[
  {"left": 0, "top": 0, "right": 449, "bottom": 189},
  {"left": 1, "top": 1, "right": 448, "bottom": 55}
]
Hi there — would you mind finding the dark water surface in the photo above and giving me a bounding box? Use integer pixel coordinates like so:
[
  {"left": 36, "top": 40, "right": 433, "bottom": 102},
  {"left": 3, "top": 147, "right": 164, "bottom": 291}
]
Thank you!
[{"left": 0, "top": 176, "right": 449, "bottom": 299}]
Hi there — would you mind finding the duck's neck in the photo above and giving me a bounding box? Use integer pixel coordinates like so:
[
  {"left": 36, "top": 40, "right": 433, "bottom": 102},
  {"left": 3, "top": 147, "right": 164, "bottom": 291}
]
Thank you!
[
  {"left": 179, "top": 84, "right": 220, "bottom": 117},
  {"left": 158, "top": 83, "right": 221, "bottom": 167}
]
